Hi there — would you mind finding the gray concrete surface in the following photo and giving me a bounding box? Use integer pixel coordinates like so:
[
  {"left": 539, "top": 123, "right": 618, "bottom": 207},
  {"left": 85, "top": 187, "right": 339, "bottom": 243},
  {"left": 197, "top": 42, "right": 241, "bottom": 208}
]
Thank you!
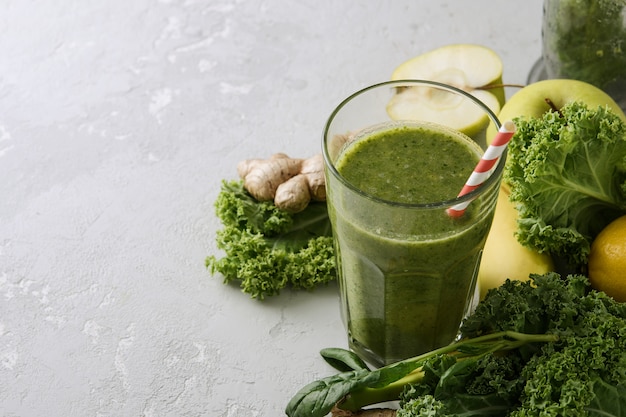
[{"left": 0, "top": 1, "right": 543, "bottom": 415}]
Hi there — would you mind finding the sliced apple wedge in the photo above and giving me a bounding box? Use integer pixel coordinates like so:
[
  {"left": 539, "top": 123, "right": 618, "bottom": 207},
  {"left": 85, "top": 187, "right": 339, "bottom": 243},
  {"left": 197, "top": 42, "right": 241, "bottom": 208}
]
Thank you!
[{"left": 387, "top": 44, "right": 504, "bottom": 137}]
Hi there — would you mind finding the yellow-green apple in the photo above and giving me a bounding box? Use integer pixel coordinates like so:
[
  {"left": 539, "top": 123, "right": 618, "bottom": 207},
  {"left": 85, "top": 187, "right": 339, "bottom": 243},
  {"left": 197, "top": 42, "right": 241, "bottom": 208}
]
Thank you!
[
  {"left": 478, "top": 184, "right": 555, "bottom": 299},
  {"left": 487, "top": 79, "right": 626, "bottom": 145}
]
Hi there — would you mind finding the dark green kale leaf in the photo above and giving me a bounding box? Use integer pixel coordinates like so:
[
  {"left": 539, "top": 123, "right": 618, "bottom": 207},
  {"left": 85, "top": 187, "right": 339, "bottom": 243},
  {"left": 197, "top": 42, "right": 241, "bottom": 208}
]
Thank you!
[
  {"left": 461, "top": 273, "right": 587, "bottom": 338},
  {"left": 462, "top": 272, "right": 626, "bottom": 416}
]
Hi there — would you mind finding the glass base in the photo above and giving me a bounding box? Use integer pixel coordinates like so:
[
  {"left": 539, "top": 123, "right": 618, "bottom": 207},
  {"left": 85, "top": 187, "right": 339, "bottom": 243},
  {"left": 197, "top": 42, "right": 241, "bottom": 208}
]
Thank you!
[{"left": 348, "top": 338, "right": 386, "bottom": 368}]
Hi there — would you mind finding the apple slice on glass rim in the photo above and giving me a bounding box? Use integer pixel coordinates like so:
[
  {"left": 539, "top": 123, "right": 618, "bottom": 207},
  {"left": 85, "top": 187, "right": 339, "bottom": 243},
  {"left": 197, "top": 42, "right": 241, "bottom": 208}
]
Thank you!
[{"left": 386, "top": 44, "right": 505, "bottom": 137}]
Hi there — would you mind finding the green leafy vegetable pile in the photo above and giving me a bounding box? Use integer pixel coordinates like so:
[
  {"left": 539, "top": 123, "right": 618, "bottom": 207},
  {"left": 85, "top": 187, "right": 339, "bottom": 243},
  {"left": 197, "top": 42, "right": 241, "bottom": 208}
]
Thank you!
[
  {"left": 285, "top": 272, "right": 626, "bottom": 417},
  {"left": 205, "top": 180, "right": 336, "bottom": 299},
  {"left": 506, "top": 102, "right": 626, "bottom": 271}
]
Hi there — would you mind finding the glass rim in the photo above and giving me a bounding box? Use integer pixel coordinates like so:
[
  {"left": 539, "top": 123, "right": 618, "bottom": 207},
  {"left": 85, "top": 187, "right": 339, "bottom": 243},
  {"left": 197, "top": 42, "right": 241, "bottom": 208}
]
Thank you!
[{"left": 322, "top": 79, "right": 504, "bottom": 210}]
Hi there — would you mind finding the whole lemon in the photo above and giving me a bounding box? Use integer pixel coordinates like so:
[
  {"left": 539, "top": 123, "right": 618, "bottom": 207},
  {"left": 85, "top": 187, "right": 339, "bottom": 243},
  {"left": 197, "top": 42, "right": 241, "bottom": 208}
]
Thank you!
[{"left": 588, "top": 215, "right": 626, "bottom": 302}]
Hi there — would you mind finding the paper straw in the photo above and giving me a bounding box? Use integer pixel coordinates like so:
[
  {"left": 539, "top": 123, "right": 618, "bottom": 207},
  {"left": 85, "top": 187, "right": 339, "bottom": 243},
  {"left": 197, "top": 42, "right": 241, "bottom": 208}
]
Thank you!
[{"left": 446, "top": 120, "right": 516, "bottom": 218}]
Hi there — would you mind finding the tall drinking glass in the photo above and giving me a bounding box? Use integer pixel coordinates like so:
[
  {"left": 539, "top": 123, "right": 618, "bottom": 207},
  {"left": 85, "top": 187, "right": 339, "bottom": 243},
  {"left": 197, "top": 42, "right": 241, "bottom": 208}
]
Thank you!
[{"left": 323, "top": 80, "right": 504, "bottom": 366}]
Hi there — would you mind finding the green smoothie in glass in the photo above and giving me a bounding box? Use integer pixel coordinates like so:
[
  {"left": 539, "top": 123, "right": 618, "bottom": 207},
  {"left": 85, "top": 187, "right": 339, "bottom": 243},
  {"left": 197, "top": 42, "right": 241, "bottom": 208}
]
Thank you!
[
  {"left": 326, "top": 121, "right": 499, "bottom": 366},
  {"left": 323, "top": 80, "right": 503, "bottom": 367}
]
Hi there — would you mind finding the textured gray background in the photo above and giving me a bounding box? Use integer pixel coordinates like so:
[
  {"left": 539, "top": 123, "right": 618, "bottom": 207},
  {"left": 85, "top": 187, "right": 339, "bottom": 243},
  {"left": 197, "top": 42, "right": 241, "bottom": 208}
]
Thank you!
[{"left": 0, "top": 1, "right": 542, "bottom": 415}]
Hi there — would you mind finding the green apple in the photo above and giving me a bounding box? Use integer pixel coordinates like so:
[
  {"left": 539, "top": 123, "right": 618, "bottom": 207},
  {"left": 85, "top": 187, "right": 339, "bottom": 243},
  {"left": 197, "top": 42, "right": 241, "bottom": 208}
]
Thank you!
[
  {"left": 486, "top": 79, "right": 626, "bottom": 145},
  {"left": 478, "top": 184, "right": 555, "bottom": 299},
  {"left": 387, "top": 44, "right": 505, "bottom": 137}
]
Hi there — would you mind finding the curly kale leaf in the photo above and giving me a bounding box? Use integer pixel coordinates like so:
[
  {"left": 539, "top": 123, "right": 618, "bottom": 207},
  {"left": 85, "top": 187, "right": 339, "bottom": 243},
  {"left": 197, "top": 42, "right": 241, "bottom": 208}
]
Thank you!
[
  {"left": 461, "top": 272, "right": 587, "bottom": 339},
  {"left": 206, "top": 180, "right": 335, "bottom": 299},
  {"left": 395, "top": 351, "right": 525, "bottom": 417},
  {"left": 505, "top": 102, "right": 626, "bottom": 270},
  {"left": 397, "top": 395, "right": 446, "bottom": 417},
  {"left": 510, "top": 294, "right": 626, "bottom": 416},
  {"left": 212, "top": 179, "right": 293, "bottom": 235},
  {"left": 462, "top": 272, "right": 626, "bottom": 416},
  {"left": 399, "top": 388, "right": 514, "bottom": 416}
]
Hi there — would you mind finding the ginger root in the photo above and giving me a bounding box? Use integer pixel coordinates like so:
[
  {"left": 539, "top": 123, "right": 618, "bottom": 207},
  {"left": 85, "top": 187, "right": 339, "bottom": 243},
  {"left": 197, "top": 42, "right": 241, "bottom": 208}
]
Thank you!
[{"left": 237, "top": 153, "right": 326, "bottom": 213}]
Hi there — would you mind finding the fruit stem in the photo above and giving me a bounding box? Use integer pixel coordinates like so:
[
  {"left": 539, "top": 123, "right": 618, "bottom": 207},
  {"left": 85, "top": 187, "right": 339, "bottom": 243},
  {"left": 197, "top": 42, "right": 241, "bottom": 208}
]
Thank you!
[{"left": 544, "top": 98, "right": 565, "bottom": 118}]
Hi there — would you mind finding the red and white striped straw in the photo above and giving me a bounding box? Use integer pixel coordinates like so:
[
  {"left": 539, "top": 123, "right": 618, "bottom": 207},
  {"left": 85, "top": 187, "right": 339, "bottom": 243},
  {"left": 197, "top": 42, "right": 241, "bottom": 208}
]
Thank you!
[{"left": 446, "top": 120, "right": 516, "bottom": 218}]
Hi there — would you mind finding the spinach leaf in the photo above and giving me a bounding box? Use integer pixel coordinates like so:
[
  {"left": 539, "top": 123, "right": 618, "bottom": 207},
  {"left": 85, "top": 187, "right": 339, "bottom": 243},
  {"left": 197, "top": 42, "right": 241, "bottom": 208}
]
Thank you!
[{"left": 320, "top": 347, "right": 371, "bottom": 372}]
